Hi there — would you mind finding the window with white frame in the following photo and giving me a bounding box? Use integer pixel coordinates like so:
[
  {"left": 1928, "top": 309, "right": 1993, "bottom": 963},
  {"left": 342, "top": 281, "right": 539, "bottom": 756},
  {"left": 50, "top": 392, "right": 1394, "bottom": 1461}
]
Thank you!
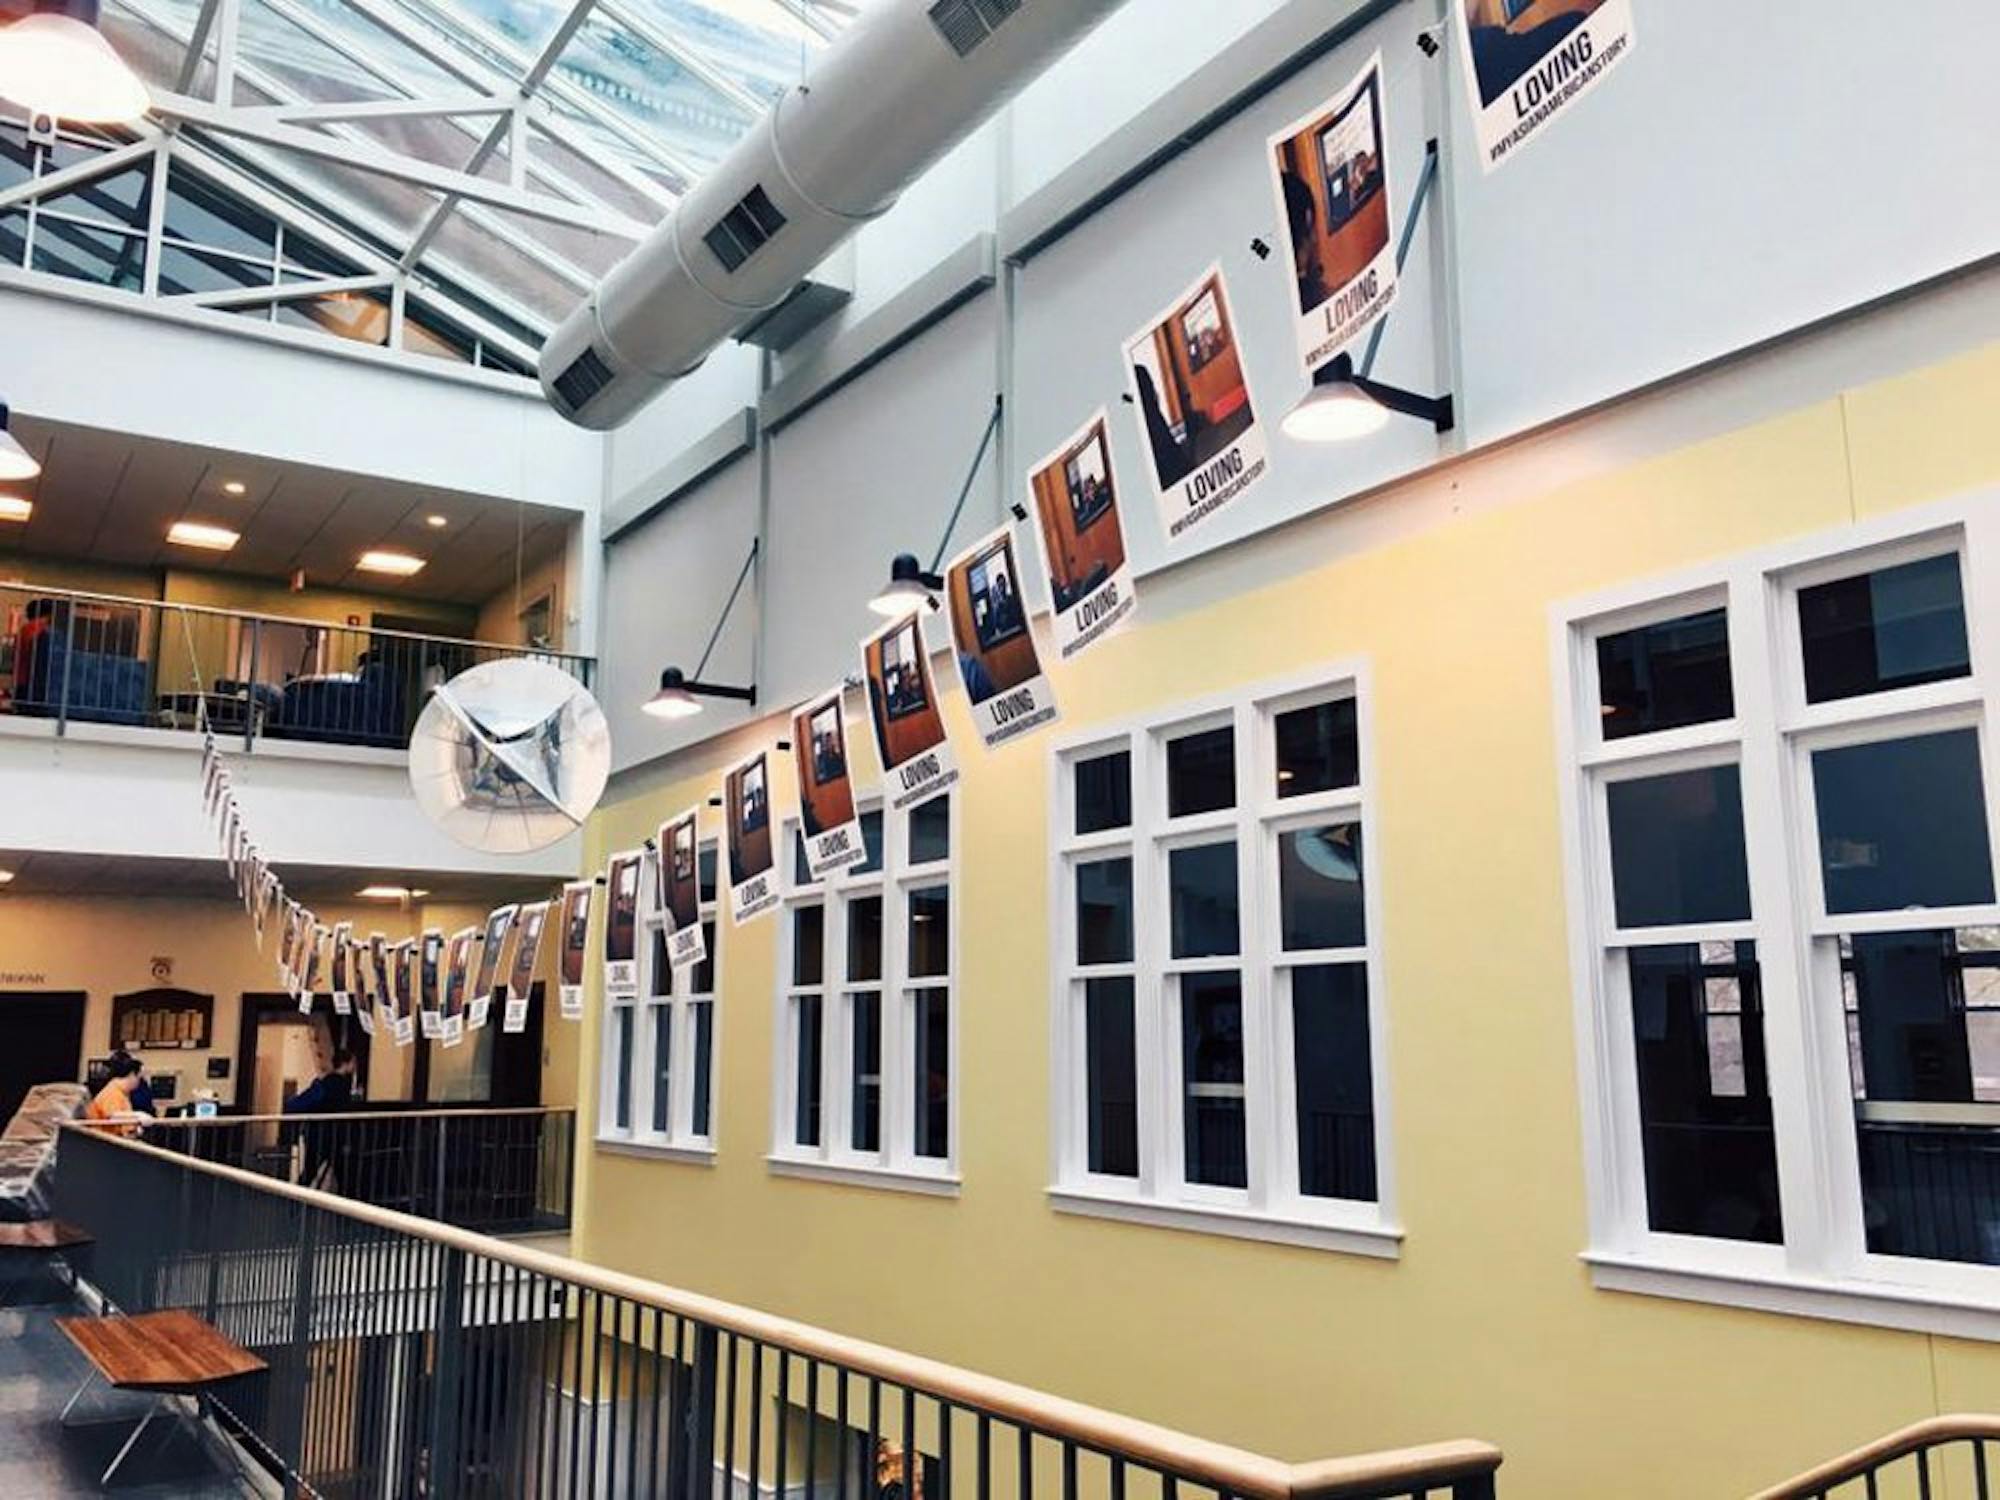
[
  {"left": 1049, "top": 669, "right": 1394, "bottom": 1253},
  {"left": 1561, "top": 502, "right": 2000, "bottom": 1324},
  {"left": 774, "top": 797, "right": 956, "bottom": 1186},
  {"left": 600, "top": 841, "right": 719, "bottom": 1153}
]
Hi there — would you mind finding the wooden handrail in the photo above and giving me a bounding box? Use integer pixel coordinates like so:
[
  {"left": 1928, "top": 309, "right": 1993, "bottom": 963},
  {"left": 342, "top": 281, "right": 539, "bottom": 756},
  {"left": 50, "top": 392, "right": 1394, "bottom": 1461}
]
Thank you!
[
  {"left": 127, "top": 1105, "right": 575, "bottom": 1127},
  {"left": 1748, "top": 1414, "right": 2000, "bottom": 1499},
  {"left": 61, "top": 1123, "right": 1499, "bottom": 1500}
]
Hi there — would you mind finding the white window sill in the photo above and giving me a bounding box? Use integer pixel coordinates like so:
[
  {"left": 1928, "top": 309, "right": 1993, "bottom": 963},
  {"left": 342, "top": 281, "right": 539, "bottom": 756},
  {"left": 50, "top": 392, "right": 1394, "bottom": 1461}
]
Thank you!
[
  {"left": 594, "top": 1135, "right": 717, "bottom": 1166},
  {"left": 1585, "top": 1249, "right": 2000, "bottom": 1342},
  {"left": 1047, "top": 1185, "right": 1402, "bottom": 1259},
  {"left": 765, "top": 1155, "right": 961, "bottom": 1198}
]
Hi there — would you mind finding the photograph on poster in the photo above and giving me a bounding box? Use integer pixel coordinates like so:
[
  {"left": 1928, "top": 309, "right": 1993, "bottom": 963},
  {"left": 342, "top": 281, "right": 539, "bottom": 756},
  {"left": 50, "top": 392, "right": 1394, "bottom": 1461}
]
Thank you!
[
  {"left": 1125, "top": 266, "right": 1270, "bottom": 542},
  {"left": 442, "top": 928, "right": 475, "bottom": 1043},
  {"left": 1028, "top": 412, "right": 1136, "bottom": 661},
  {"left": 301, "top": 925, "right": 326, "bottom": 999},
  {"left": 506, "top": 900, "right": 549, "bottom": 1032},
  {"left": 390, "top": 940, "right": 416, "bottom": 1045},
  {"left": 330, "top": 921, "right": 352, "bottom": 1011},
  {"left": 474, "top": 906, "right": 514, "bottom": 998},
  {"left": 946, "top": 526, "right": 1059, "bottom": 749},
  {"left": 660, "top": 812, "right": 708, "bottom": 969},
  {"left": 791, "top": 692, "right": 867, "bottom": 878},
  {"left": 1455, "top": 0, "right": 1634, "bottom": 170},
  {"left": 605, "top": 850, "right": 643, "bottom": 993},
  {"left": 862, "top": 613, "right": 958, "bottom": 812},
  {"left": 726, "top": 751, "right": 781, "bottom": 924},
  {"left": 419, "top": 929, "right": 445, "bottom": 1038},
  {"left": 558, "top": 880, "right": 592, "bottom": 1019},
  {"left": 1270, "top": 54, "right": 1396, "bottom": 372},
  {"left": 367, "top": 933, "right": 388, "bottom": 1014}
]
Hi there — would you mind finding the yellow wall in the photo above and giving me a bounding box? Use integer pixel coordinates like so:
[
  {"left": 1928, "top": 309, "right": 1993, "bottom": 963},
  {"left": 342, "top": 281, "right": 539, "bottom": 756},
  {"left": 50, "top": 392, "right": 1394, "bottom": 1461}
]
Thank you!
[
  {"left": 0, "top": 894, "right": 578, "bottom": 1109},
  {"left": 569, "top": 343, "right": 2000, "bottom": 1497}
]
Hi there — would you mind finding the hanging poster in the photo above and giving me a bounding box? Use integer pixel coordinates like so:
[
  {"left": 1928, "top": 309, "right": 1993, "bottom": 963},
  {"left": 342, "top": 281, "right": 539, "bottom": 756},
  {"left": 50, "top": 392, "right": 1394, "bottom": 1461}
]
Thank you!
[
  {"left": 300, "top": 924, "right": 327, "bottom": 1014},
  {"left": 471, "top": 905, "right": 515, "bottom": 1029},
  {"left": 1454, "top": 0, "right": 1634, "bottom": 173},
  {"left": 861, "top": 612, "right": 959, "bottom": 812},
  {"left": 278, "top": 903, "right": 305, "bottom": 993},
  {"left": 441, "top": 928, "right": 475, "bottom": 1047},
  {"left": 506, "top": 900, "right": 550, "bottom": 1033},
  {"left": 1027, "top": 412, "right": 1135, "bottom": 662},
  {"left": 725, "top": 750, "right": 781, "bottom": 925},
  {"left": 604, "top": 851, "right": 642, "bottom": 996},
  {"left": 659, "top": 811, "right": 708, "bottom": 971},
  {"left": 330, "top": 921, "right": 353, "bottom": 1015},
  {"left": 945, "top": 525, "right": 1059, "bottom": 748},
  {"left": 418, "top": 928, "right": 446, "bottom": 1040},
  {"left": 1268, "top": 52, "right": 1397, "bottom": 375},
  {"left": 353, "top": 945, "right": 376, "bottom": 1036},
  {"left": 367, "top": 933, "right": 390, "bottom": 1034},
  {"left": 254, "top": 868, "right": 277, "bottom": 949},
  {"left": 1124, "top": 264, "right": 1269, "bottom": 544},
  {"left": 790, "top": 690, "right": 867, "bottom": 880},
  {"left": 389, "top": 939, "right": 416, "bottom": 1047},
  {"left": 557, "top": 880, "right": 593, "bottom": 1020}
]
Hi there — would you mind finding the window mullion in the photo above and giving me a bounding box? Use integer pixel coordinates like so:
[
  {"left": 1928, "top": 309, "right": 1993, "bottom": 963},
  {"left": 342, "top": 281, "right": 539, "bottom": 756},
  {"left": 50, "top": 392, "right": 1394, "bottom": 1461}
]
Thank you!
[
  {"left": 1134, "top": 730, "right": 1168, "bottom": 1199},
  {"left": 1237, "top": 700, "right": 1277, "bottom": 1212}
]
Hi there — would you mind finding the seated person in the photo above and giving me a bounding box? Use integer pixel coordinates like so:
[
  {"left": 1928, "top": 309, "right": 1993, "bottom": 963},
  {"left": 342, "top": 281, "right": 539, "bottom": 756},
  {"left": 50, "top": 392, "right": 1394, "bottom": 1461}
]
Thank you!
[{"left": 86, "top": 1055, "right": 151, "bottom": 1137}]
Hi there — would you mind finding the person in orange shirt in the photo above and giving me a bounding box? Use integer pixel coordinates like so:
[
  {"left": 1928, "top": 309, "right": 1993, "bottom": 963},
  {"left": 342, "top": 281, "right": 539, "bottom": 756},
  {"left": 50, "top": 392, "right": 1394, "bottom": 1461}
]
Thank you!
[{"left": 85, "top": 1054, "right": 149, "bottom": 1137}]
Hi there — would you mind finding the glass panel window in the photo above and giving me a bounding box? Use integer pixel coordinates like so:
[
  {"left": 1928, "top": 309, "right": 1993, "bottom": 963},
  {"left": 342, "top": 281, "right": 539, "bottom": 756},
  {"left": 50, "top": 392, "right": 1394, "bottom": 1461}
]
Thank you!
[
  {"left": 1076, "top": 859, "right": 1133, "bottom": 966},
  {"left": 1170, "top": 843, "right": 1239, "bottom": 959},
  {"left": 794, "top": 996, "right": 823, "bottom": 1148},
  {"left": 913, "top": 989, "right": 949, "bottom": 1161},
  {"left": 607, "top": 842, "right": 719, "bottom": 1150},
  {"left": 909, "top": 796, "right": 951, "bottom": 865},
  {"left": 1181, "top": 974, "right": 1247, "bottom": 1189},
  {"left": 1167, "top": 726, "right": 1235, "bottom": 817},
  {"left": 613, "top": 1007, "right": 634, "bottom": 1132},
  {"left": 1085, "top": 978, "right": 1139, "bottom": 1178},
  {"left": 1291, "top": 965, "right": 1376, "bottom": 1202},
  {"left": 855, "top": 811, "right": 884, "bottom": 874},
  {"left": 1075, "top": 750, "right": 1132, "bottom": 834},
  {"left": 908, "top": 887, "right": 949, "bottom": 977},
  {"left": 1274, "top": 699, "right": 1360, "bottom": 797},
  {"left": 1812, "top": 730, "right": 1995, "bottom": 915},
  {"left": 651, "top": 1007, "right": 672, "bottom": 1133},
  {"left": 850, "top": 993, "right": 882, "bottom": 1153},
  {"left": 847, "top": 896, "right": 883, "bottom": 982},
  {"left": 691, "top": 1003, "right": 713, "bottom": 1137},
  {"left": 1596, "top": 607, "right": 1734, "bottom": 740},
  {"left": 793, "top": 906, "right": 824, "bottom": 986},
  {"left": 1606, "top": 765, "right": 1752, "bottom": 929},
  {"left": 1278, "top": 824, "right": 1365, "bottom": 950},
  {"left": 698, "top": 846, "right": 718, "bottom": 903},
  {"left": 32, "top": 220, "right": 145, "bottom": 290},
  {"left": 1799, "top": 554, "right": 1970, "bottom": 705}
]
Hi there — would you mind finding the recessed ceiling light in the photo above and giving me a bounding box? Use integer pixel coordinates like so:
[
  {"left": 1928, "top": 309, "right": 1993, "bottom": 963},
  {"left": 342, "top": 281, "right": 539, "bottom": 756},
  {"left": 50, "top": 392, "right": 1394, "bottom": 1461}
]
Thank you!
[
  {"left": 357, "top": 549, "right": 426, "bottom": 577},
  {"left": 357, "top": 884, "right": 429, "bottom": 900},
  {"left": 222, "top": 480, "right": 247, "bottom": 496},
  {"left": 425, "top": 514, "right": 449, "bottom": 529},
  {"left": 0, "top": 869, "right": 15, "bottom": 884},
  {"left": 0, "top": 496, "right": 31, "bottom": 522},
  {"left": 168, "top": 521, "right": 240, "bottom": 551}
]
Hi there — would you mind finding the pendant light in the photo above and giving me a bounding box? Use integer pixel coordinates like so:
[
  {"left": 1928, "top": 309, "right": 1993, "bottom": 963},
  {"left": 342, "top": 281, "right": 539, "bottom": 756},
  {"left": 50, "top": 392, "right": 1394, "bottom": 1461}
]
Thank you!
[
  {"left": 0, "top": 403, "right": 40, "bottom": 483},
  {"left": 0, "top": 0, "right": 151, "bottom": 126}
]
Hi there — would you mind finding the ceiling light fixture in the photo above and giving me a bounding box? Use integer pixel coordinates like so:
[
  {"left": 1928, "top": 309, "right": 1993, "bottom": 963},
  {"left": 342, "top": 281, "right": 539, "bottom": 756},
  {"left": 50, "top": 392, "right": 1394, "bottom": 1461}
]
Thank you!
[
  {"left": 222, "top": 480, "right": 246, "bottom": 496},
  {"left": 0, "top": 402, "right": 39, "bottom": 482},
  {"left": 357, "top": 549, "right": 425, "bottom": 576},
  {"left": 356, "top": 884, "right": 428, "bottom": 900},
  {"left": 425, "top": 514, "right": 449, "bottom": 528},
  {"left": 643, "top": 541, "right": 760, "bottom": 721},
  {"left": 0, "top": 496, "right": 31, "bottom": 522},
  {"left": 1281, "top": 353, "right": 1454, "bottom": 445},
  {"left": 870, "top": 394, "right": 1004, "bottom": 618},
  {"left": 0, "top": 869, "right": 15, "bottom": 884},
  {"left": 0, "top": 0, "right": 152, "bottom": 125},
  {"left": 167, "top": 520, "right": 240, "bottom": 551}
]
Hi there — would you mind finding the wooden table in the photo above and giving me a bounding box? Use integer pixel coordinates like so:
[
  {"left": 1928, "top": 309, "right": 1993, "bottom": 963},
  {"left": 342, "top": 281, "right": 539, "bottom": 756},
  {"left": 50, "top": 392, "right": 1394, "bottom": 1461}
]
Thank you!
[
  {"left": 0, "top": 1219, "right": 93, "bottom": 1308},
  {"left": 56, "top": 1309, "right": 267, "bottom": 1486}
]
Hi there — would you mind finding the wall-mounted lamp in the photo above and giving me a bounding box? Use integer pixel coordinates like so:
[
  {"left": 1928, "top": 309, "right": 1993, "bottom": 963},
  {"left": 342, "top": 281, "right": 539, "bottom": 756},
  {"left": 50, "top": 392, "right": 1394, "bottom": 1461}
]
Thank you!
[
  {"left": 868, "top": 394, "right": 1003, "bottom": 620},
  {"left": 1281, "top": 353, "right": 1454, "bottom": 445},
  {"left": 0, "top": 403, "right": 40, "bottom": 483},
  {"left": 0, "top": 0, "right": 151, "bottom": 125},
  {"left": 644, "top": 540, "right": 760, "bottom": 722}
]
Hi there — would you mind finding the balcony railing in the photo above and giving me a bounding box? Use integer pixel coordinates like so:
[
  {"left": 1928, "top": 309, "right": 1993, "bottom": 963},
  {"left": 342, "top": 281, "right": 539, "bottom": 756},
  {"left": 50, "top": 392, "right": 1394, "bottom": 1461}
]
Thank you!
[
  {"left": 1750, "top": 1414, "right": 2000, "bottom": 1498},
  {"left": 0, "top": 581, "right": 593, "bottom": 751},
  {"left": 140, "top": 1107, "right": 576, "bottom": 1236},
  {"left": 56, "top": 1125, "right": 1503, "bottom": 1500}
]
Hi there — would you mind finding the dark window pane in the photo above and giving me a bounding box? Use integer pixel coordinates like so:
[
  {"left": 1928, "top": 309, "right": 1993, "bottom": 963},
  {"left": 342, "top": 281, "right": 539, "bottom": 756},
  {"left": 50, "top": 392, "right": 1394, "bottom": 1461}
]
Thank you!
[
  {"left": 691, "top": 1002, "right": 713, "bottom": 1137},
  {"left": 39, "top": 165, "right": 151, "bottom": 230},
  {"left": 692, "top": 921, "right": 717, "bottom": 995},
  {"left": 1292, "top": 965, "right": 1376, "bottom": 1202},
  {"left": 650, "top": 929, "right": 672, "bottom": 998},
  {"left": 0, "top": 210, "right": 24, "bottom": 268},
  {"left": 794, "top": 996, "right": 822, "bottom": 1147},
  {"left": 165, "top": 165, "right": 277, "bottom": 255},
  {"left": 1597, "top": 608, "right": 1734, "bottom": 740},
  {"left": 1275, "top": 699, "right": 1359, "bottom": 796},
  {"left": 1170, "top": 842, "right": 1239, "bottom": 958},
  {"left": 1628, "top": 944, "right": 1782, "bottom": 1243},
  {"left": 1800, "top": 554, "right": 1970, "bottom": 705},
  {"left": 1814, "top": 731, "right": 1994, "bottom": 915},
  {"left": 792, "top": 904, "right": 824, "bottom": 987},
  {"left": 910, "top": 795, "right": 950, "bottom": 864},
  {"left": 1167, "top": 726, "right": 1235, "bottom": 817},
  {"left": 850, "top": 993, "right": 882, "bottom": 1153},
  {"left": 32, "top": 219, "right": 145, "bottom": 290},
  {"left": 697, "top": 846, "right": 718, "bottom": 903},
  {"left": 1181, "top": 974, "right": 1246, "bottom": 1189},
  {"left": 1606, "top": 765, "right": 1751, "bottom": 928},
  {"left": 1085, "top": 978, "right": 1138, "bottom": 1178},
  {"left": 793, "top": 829, "right": 813, "bottom": 887},
  {"left": 157, "top": 242, "right": 273, "bottom": 297},
  {"left": 1076, "top": 858, "right": 1133, "bottom": 966},
  {"left": 847, "top": 896, "right": 883, "bottom": 983},
  {"left": 908, "top": 886, "right": 949, "bottom": 977},
  {"left": 855, "top": 810, "right": 884, "bottom": 874},
  {"left": 0, "top": 125, "right": 30, "bottom": 192},
  {"left": 614, "top": 1007, "right": 634, "bottom": 1131},
  {"left": 913, "top": 988, "right": 949, "bottom": 1160},
  {"left": 281, "top": 232, "right": 357, "bottom": 279},
  {"left": 1075, "top": 750, "right": 1132, "bottom": 834},
  {"left": 651, "top": 1006, "right": 672, "bottom": 1133},
  {"left": 1279, "top": 823, "right": 1365, "bottom": 950}
]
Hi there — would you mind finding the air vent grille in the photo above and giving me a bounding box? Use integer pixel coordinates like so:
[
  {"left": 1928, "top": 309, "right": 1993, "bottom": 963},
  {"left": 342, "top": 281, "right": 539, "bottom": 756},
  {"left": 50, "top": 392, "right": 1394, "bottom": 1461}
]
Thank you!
[
  {"left": 927, "top": 0, "right": 1023, "bottom": 57},
  {"left": 703, "top": 185, "right": 788, "bottom": 273},
  {"left": 552, "top": 346, "right": 615, "bottom": 413}
]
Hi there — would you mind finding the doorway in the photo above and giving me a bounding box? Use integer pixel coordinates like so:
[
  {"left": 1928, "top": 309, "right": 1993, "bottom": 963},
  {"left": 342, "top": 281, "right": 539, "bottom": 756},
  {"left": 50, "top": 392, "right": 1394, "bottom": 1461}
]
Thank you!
[
  {"left": 236, "top": 995, "right": 372, "bottom": 1118},
  {"left": 0, "top": 993, "right": 85, "bottom": 1123}
]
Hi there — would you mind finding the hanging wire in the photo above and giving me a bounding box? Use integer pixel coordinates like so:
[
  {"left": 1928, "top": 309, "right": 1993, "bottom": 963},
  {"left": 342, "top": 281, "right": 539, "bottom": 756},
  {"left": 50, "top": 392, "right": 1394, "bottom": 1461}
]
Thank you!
[
  {"left": 693, "top": 541, "right": 759, "bottom": 682},
  {"left": 927, "top": 395, "right": 1005, "bottom": 574}
]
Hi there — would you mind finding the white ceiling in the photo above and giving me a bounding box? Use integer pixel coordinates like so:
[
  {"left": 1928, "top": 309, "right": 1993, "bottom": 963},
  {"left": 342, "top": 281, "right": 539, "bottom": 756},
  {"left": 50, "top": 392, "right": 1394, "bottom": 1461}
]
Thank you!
[
  {"left": 0, "top": 414, "right": 574, "bottom": 607},
  {"left": 0, "top": 849, "right": 558, "bottom": 905}
]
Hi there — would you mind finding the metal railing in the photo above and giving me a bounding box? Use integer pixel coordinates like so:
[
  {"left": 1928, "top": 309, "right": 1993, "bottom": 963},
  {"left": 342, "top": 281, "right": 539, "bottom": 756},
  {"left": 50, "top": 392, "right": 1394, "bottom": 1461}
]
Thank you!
[
  {"left": 0, "top": 581, "right": 593, "bottom": 750},
  {"left": 1751, "top": 1415, "right": 2000, "bottom": 1498},
  {"left": 141, "top": 1107, "right": 576, "bottom": 1236},
  {"left": 55, "top": 1125, "right": 1502, "bottom": 1500}
]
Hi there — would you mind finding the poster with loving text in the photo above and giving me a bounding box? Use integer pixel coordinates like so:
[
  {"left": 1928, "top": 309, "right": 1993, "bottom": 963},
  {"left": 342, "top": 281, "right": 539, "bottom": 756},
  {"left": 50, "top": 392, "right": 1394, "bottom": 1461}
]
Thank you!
[
  {"left": 390, "top": 939, "right": 416, "bottom": 1047},
  {"left": 557, "top": 880, "right": 593, "bottom": 1020},
  {"left": 441, "top": 927, "right": 475, "bottom": 1046},
  {"left": 351, "top": 942, "right": 374, "bottom": 1034},
  {"left": 790, "top": 690, "right": 867, "bottom": 880},
  {"left": 726, "top": 750, "right": 781, "bottom": 925},
  {"left": 1124, "top": 264, "right": 1270, "bottom": 543},
  {"left": 300, "top": 924, "right": 327, "bottom": 1014},
  {"left": 505, "top": 900, "right": 550, "bottom": 1033},
  {"left": 1027, "top": 411, "right": 1136, "bottom": 661},
  {"left": 330, "top": 920, "right": 353, "bottom": 1014},
  {"left": 945, "top": 525, "right": 1059, "bottom": 749},
  {"left": 1268, "top": 52, "right": 1397, "bottom": 374},
  {"left": 1454, "top": 0, "right": 1634, "bottom": 172},
  {"left": 659, "top": 811, "right": 708, "bottom": 971},
  {"left": 861, "top": 611, "right": 959, "bottom": 813},
  {"left": 470, "top": 904, "right": 515, "bottom": 1029},
  {"left": 418, "top": 928, "right": 445, "bottom": 1040},
  {"left": 604, "top": 851, "right": 643, "bottom": 996}
]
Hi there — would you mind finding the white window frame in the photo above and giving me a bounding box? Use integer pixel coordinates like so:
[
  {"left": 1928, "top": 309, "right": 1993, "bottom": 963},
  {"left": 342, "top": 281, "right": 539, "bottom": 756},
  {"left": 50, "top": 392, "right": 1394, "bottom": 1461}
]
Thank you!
[
  {"left": 1046, "top": 662, "right": 1400, "bottom": 1258},
  {"left": 1556, "top": 491, "right": 2000, "bottom": 1338},
  {"left": 770, "top": 796, "right": 960, "bottom": 1196},
  {"left": 597, "top": 838, "right": 721, "bottom": 1164}
]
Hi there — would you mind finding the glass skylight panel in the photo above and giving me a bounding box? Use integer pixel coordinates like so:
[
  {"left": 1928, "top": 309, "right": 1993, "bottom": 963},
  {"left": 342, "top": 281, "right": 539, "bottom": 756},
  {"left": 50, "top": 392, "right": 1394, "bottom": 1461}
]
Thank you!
[{"left": 553, "top": 12, "right": 758, "bottom": 177}]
